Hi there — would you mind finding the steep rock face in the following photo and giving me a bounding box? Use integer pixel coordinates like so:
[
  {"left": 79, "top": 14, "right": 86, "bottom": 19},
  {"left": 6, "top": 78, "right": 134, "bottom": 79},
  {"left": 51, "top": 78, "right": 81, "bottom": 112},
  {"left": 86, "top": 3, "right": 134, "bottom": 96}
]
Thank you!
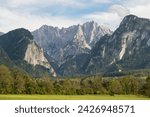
[
  {"left": 0, "top": 28, "right": 56, "bottom": 77},
  {"left": 82, "top": 21, "right": 111, "bottom": 46},
  {"left": 85, "top": 15, "right": 150, "bottom": 74},
  {"left": 58, "top": 15, "right": 150, "bottom": 76},
  {"left": 32, "top": 21, "right": 112, "bottom": 64},
  {"left": 24, "top": 41, "right": 56, "bottom": 77},
  {"left": 24, "top": 41, "right": 50, "bottom": 68},
  {"left": 62, "top": 25, "right": 91, "bottom": 59}
]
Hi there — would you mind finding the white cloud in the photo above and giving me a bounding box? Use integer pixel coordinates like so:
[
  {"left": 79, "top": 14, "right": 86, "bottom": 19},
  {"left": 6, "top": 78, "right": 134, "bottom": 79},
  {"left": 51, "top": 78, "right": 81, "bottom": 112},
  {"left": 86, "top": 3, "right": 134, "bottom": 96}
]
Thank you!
[
  {"left": 0, "top": 0, "right": 118, "bottom": 32},
  {"left": 128, "top": 4, "right": 150, "bottom": 19},
  {"left": 92, "top": 0, "right": 111, "bottom": 4},
  {"left": 122, "top": 0, "right": 150, "bottom": 19},
  {"left": 123, "top": 0, "right": 150, "bottom": 7},
  {"left": 83, "top": 1, "right": 150, "bottom": 31},
  {"left": 1, "top": 0, "right": 150, "bottom": 32},
  {"left": 129, "top": 5, "right": 150, "bottom": 18},
  {"left": 0, "top": 7, "right": 81, "bottom": 32},
  {"left": 6, "top": 0, "right": 87, "bottom": 8},
  {"left": 83, "top": 11, "right": 121, "bottom": 31},
  {"left": 83, "top": 4, "right": 130, "bottom": 31},
  {"left": 6, "top": 0, "right": 113, "bottom": 9},
  {"left": 109, "top": 5, "right": 130, "bottom": 17}
]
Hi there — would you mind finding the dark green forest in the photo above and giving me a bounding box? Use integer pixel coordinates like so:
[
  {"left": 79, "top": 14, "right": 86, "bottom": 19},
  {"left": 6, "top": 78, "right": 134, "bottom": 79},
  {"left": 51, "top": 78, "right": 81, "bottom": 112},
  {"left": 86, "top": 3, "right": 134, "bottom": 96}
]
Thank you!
[{"left": 0, "top": 65, "right": 150, "bottom": 97}]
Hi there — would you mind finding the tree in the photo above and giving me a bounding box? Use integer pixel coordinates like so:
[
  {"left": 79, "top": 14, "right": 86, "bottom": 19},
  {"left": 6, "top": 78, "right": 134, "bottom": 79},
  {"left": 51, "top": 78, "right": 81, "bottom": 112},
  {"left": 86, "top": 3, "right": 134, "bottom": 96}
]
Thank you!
[
  {"left": 129, "top": 77, "right": 141, "bottom": 94},
  {"left": 120, "top": 76, "right": 142, "bottom": 95},
  {"left": 36, "top": 77, "right": 53, "bottom": 94},
  {"left": 11, "top": 67, "right": 25, "bottom": 94},
  {"left": 61, "top": 79, "right": 76, "bottom": 95},
  {"left": 0, "top": 65, "right": 13, "bottom": 94},
  {"left": 91, "top": 78, "right": 106, "bottom": 94},
  {"left": 80, "top": 78, "right": 94, "bottom": 94},
  {"left": 24, "top": 75, "right": 37, "bottom": 94},
  {"left": 142, "top": 77, "right": 150, "bottom": 97},
  {"left": 53, "top": 81, "right": 63, "bottom": 95},
  {"left": 109, "top": 79, "right": 123, "bottom": 95}
]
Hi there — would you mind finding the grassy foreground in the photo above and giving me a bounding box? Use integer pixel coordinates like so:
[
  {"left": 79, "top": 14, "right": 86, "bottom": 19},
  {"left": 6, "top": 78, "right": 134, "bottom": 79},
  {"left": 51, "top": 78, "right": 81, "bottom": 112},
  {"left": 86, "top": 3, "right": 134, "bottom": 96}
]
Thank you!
[{"left": 0, "top": 95, "right": 149, "bottom": 100}]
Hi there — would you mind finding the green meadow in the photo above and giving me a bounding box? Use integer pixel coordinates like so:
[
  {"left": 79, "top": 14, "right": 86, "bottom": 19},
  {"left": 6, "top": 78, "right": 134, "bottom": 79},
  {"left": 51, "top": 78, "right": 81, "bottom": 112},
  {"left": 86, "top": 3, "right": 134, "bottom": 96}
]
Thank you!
[{"left": 0, "top": 95, "right": 149, "bottom": 100}]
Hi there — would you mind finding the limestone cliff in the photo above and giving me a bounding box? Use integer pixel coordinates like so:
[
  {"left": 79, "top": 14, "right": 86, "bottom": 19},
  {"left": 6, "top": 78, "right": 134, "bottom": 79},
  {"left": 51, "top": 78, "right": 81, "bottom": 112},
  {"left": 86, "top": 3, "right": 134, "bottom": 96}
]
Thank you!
[
  {"left": 24, "top": 41, "right": 56, "bottom": 77},
  {"left": 0, "top": 28, "right": 56, "bottom": 77}
]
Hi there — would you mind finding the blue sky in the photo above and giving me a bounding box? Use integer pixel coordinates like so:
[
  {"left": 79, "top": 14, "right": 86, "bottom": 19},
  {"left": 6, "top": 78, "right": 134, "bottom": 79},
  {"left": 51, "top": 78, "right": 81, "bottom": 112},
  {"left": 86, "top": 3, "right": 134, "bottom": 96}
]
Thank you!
[{"left": 0, "top": 0, "right": 150, "bottom": 32}]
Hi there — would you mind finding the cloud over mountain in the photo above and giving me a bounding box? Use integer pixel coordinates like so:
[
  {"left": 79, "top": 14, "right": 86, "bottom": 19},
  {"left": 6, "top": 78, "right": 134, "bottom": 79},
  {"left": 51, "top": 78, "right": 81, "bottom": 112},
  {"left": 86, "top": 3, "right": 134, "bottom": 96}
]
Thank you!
[{"left": 0, "top": 0, "right": 150, "bottom": 32}]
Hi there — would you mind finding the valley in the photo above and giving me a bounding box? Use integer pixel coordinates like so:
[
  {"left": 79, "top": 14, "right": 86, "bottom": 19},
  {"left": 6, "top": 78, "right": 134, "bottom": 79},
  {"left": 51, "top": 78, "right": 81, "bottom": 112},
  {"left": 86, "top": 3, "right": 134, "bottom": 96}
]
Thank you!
[{"left": 0, "top": 15, "right": 150, "bottom": 99}]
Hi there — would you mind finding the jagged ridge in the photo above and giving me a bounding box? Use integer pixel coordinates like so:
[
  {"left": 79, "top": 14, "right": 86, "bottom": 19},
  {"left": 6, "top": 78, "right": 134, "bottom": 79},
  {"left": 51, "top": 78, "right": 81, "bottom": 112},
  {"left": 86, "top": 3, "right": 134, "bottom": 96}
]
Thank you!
[
  {"left": 32, "top": 21, "right": 112, "bottom": 64},
  {"left": 58, "top": 15, "right": 150, "bottom": 76}
]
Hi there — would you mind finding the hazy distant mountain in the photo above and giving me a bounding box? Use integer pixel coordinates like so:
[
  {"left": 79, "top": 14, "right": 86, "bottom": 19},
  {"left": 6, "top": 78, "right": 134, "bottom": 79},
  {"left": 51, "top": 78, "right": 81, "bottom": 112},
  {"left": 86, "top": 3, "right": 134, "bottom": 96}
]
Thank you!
[
  {"left": 32, "top": 21, "right": 112, "bottom": 64},
  {"left": 0, "top": 28, "right": 56, "bottom": 77},
  {"left": 58, "top": 15, "right": 150, "bottom": 76}
]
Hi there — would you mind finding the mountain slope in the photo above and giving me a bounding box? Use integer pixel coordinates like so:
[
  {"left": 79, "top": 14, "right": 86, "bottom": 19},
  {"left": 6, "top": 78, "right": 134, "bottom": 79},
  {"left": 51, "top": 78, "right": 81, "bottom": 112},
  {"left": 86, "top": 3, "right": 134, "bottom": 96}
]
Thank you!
[
  {"left": 32, "top": 21, "right": 112, "bottom": 64},
  {"left": 0, "top": 28, "right": 34, "bottom": 60},
  {"left": 0, "top": 32, "right": 4, "bottom": 36},
  {"left": 0, "top": 28, "right": 56, "bottom": 77},
  {"left": 58, "top": 15, "right": 150, "bottom": 76},
  {"left": 0, "top": 46, "right": 14, "bottom": 67},
  {"left": 58, "top": 53, "right": 89, "bottom": 76},
  {"left": 85, "top": 15, "right": 150, "bottom": 74}
]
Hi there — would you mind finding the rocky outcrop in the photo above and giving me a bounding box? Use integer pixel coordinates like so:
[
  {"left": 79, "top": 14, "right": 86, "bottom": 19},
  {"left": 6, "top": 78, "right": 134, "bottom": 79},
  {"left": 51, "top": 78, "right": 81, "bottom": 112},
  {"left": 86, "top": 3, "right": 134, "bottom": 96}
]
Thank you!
[
  {"left": 24, "top": 41, "right": 56, "bottom": 77},
  {"left": 0, "top": 28, "right": 56, "bottom": 77},
  {"left": 58, "top": 15, "right": 150, "bottom": 76},
  {"left": 85, "top": 15, "right": 150, "bottom": 74},
  {"left": 32, "top": 21, "right": 112, "bottom": 64}
]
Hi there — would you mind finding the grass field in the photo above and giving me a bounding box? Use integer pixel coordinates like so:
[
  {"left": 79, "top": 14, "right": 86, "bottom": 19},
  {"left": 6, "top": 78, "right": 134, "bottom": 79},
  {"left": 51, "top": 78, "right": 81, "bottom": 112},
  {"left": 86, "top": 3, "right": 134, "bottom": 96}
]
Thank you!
[{"left": 0, "top": 95, "right": 149, "bottom": 100}]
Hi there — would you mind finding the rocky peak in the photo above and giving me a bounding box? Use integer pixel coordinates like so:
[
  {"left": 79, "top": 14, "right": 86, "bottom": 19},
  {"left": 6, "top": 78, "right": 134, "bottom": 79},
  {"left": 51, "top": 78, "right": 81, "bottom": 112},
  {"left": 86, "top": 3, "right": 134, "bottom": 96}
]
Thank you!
[
  {"left": 32, "top": 22, "right": 112, "bottom": 64},
  {"left": 83, "top": 15, "right": 150, "bottom": 75},
  {"left": 0, "top": 28, "right": 34, "bottom": 60},
  {"left": 83, "top": 21, "right": 112, "bottom": 46},
  {"left": 111, "top": 15, "right": 150, "bottom": 60},
  {"left": 83, "top": 21, "right": 98, "bottom": 29},
  {"left": 119, "top": 15, "right": 150, "bottom": 32},
  {"left": 8, "top": 28, "right": 33, "bottom": 41},
  {"left": 0, "top": 28, "right": 57, "bottom": 77},
  {"left": 121, "top": 15, "right": 138, "bottom": 24}
]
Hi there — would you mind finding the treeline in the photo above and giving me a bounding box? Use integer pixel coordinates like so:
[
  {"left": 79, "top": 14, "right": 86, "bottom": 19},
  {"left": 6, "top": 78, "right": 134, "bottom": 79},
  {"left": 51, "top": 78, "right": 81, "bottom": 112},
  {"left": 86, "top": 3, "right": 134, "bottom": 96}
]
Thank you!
[{"left": 0, "top": 65, "right": 150, "bottom": 97}]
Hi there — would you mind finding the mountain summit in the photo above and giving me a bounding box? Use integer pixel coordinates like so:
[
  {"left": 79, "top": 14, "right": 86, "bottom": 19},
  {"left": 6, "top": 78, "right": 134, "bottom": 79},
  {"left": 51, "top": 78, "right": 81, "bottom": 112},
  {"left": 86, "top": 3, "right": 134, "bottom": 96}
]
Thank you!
[
  {"left": 32, "top": 21, "right": 112, "bottom": 64},
  {"left": 1, "top": 15, "right": 150, "bottom": 77},
  {"left": 84, "top": 15, "right": 150, "bottom": 74},
  {"left": 0, "top": 28, "right": 56, "bottom": 77},
  {"left": 57, "top": 15, "right": 150, "bottom": 76}
]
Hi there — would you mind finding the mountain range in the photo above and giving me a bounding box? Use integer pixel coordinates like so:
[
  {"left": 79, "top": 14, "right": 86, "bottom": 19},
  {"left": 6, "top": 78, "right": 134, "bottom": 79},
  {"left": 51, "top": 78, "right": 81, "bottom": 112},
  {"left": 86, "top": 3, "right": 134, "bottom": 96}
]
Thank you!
[
  {"left": 32, "top": 21, "right": 112, "bottom": 64},
  {"left": 0, "top": 15, "right": 150, "bottom": 77},
  {"left": 58, "top": 15, "right": 150, "bottom": 76}
]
